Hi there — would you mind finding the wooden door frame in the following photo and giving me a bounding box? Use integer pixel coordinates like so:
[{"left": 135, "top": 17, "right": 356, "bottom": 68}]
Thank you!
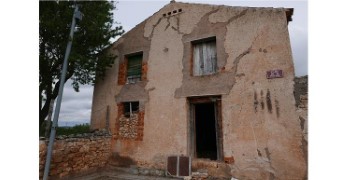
[{"left": 188, "top": 96, "right": 223, "bottom": 161}]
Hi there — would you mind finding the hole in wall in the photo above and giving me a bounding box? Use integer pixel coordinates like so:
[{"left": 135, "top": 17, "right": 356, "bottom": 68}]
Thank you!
[{"left": 163, "top": 9, "right": 183, "bottom": 18}]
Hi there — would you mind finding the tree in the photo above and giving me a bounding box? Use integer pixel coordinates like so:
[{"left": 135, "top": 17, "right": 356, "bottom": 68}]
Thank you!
[{"left": 39, "top": 1, "right": 124, "bottom": 128}]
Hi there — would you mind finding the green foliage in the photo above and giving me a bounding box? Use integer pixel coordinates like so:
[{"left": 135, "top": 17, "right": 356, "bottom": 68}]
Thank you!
[
  {"left": 56, "top": 124, "right": 91, "bottom": 136},
  {"left": 39, "top": 122, "right": 48, "bottom": 137},
  {"left": 39, "top": 1, "right": 125, "bottom": 126}
]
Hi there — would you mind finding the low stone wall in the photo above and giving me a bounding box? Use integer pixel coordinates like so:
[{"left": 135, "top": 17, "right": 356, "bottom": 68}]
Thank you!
[
  {"left": 39, "top": 130, "right": 112, "bottom": 179},
  {"left": 294, "top": 75, "right": 308, "bottom": 107},
  {"left": 294, "top": 76, "right": 308, "bottom": 179}
]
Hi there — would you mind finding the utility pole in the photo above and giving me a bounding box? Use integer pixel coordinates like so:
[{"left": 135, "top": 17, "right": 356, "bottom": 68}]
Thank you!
[{"left": 42, "top": 4, "right": 82, "bottom": 180}]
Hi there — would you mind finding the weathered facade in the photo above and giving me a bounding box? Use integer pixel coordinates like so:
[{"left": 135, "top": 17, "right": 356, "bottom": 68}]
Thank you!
[{"left": 91, "top": 1, "right": 306, "bottom": 179}]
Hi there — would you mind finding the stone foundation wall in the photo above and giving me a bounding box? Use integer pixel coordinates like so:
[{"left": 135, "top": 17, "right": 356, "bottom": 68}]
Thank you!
[{"left": 39, "top": 130, "right": 112, "bottom": 179}]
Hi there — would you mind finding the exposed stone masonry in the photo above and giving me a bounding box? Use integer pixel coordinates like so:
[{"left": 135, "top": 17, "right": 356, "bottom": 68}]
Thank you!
[
  {"left": 299, "top": 94, "right": 308, "bottom": 110},
  {"left": 114, "top": 103, "right": 145, "bottom": 141},
  {"left": 119, "top": 114, "right": 139, "bottom": 139},
  {"left": 39, "top": 130, "right": 111, "bottom": 179},
  {"left": 117, "top": 111, "right": 145, "bottom": 141}
]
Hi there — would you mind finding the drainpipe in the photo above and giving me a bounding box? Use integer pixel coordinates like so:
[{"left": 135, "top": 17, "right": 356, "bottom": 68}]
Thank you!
[{"left": 42, "top": 4, "right": 82, "bottom": 180}]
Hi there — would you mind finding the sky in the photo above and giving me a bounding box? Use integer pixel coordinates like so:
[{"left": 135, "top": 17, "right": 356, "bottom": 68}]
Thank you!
[{"left": 57, "top": 0, "right": 308, "bottom": 126}]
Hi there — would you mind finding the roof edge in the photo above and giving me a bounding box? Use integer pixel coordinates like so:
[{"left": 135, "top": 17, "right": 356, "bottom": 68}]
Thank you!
[{"left": 286, "top": 8, "right": 294, "bottom": 23}]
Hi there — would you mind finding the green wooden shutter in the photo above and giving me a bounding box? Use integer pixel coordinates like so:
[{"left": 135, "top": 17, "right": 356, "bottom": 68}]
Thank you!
[{"left": 127, "top": 54, "right": 142, "bottom": 77}]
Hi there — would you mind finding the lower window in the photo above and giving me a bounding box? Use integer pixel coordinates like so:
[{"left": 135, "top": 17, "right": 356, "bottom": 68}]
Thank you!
[{"left": 124, "top": 101, "right": 139, "bottom": 118}]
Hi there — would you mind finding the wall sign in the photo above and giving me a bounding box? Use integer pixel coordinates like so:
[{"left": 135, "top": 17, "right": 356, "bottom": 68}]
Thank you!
[{"left": 266, "top": 69, "right": 283, "bottom": 79}]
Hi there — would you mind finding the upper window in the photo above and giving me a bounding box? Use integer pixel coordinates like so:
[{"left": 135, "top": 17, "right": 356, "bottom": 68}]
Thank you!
[
  {"left": 126, "top": 53, "right": 143, "bottom": 84},
  {"left": 192, "top": 38, "right": 217, "bottom": 76}
]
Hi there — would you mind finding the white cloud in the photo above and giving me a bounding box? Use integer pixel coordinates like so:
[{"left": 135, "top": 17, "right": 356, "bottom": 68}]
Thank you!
[{"left": 53, "top": 81, "right": 94, "bottom": 125}]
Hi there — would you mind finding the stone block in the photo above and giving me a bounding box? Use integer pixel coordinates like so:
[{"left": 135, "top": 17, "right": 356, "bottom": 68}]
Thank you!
[
  {"left": 59, "top": 171, "right": 69, "bottom": 178},
  {"left": 139, "top": 168, "right": 150, "bottom": 175},
  {"left": 52, "top": 155, "right": 63, "bottom": 163},
  {"left": 129, "top": 167, "right": 139, "bottom": 175}
]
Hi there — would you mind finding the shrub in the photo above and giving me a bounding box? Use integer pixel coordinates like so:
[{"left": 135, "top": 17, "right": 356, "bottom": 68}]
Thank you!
[{"left": 56, "top": 124, "right": 91, "bottom": 136}]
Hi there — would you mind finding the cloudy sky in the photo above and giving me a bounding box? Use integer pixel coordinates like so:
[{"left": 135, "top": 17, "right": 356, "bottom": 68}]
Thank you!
[{"left": 57, "top": 0, "right": 307, "bottom": 126}]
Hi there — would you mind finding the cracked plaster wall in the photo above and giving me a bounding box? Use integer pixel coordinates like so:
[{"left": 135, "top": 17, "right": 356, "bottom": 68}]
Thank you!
[{"left": 91, "top": 2, "right": 306, "bottom": 179}]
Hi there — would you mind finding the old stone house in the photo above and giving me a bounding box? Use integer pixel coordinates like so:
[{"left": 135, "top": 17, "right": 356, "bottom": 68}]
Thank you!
[{"left": 91, "top": 1, "right": 306, "bottom": 179}]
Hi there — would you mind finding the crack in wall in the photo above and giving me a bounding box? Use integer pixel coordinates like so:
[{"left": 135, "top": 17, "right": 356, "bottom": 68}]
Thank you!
[
  {"left": 228, "top": 16, "right": 262, "bottom": 73},
  {"left": 299, "top": 117, "right": 308, "bottom": 180},
  {"left": 165, "top": 14, "right": 184, "bottom": 35},
  {"left": 224, "top": 9, "right": 266, "bottom": 89},
  {"left": 269, "top": 172, "right": 275, "bottom": 180},
  {"left": 204, "top": 8, "right": 220, "bottom": 21},
  {"left": 165, "top": 17, "right": 170, "bottom": 30},
  {"left": 232, "top": 46, "right": 251, "bottom": 73},
  {"left": 226, "top": 9, "right": 248, "bottom": 25},
  {"left": 301, "top": 135, "right": 308, "bottom": 180},
  {"left": 249, "top": 117, "right": 259, "bottom": 156},
  {"left": 173, "top": 15, "right": 184, "bottom": 35},
  {"left": 224, "top": 8, "right": 256, "bottom": 74},
  {"left": 171, "top": 26, "right": 184, "bottom": 35},
  {"left": 147, "top": 17, "right": 164, "bottom": 40},
  {"left": 264, "top": 147, "right": 276, "bottom": 179}
]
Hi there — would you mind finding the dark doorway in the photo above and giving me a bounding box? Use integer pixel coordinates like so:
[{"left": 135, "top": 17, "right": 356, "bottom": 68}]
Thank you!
[{"left": 194, "top": 102, "right": 217, "bottom": 160}]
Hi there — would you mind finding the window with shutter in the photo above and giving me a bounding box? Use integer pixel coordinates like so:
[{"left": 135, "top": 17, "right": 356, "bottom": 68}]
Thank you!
[
  {"left": 126, "top": 53, "right": 142, "bottom": 84},
  {"left": 192, "top": 39, "right": 217, "bottom": 76}
]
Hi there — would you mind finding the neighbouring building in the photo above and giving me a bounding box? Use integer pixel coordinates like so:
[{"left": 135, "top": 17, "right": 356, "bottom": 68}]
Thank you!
[{"left": 90, "top": 1, "right": 307, "bottom": 179}]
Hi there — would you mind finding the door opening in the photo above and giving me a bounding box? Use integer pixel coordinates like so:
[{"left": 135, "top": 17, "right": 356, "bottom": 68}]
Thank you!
[
  {"left": 189, "top": 96, "right": 223, "bottom": 161},
  {"left": 194, "top": 102, "right": 217, "bottom": 160}
]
